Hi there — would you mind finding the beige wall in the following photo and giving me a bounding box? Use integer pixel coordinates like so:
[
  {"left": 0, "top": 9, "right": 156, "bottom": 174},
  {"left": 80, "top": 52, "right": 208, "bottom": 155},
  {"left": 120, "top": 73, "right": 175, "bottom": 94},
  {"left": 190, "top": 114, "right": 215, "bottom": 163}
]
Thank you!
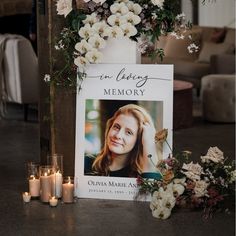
[{"left": 199, "top": 0, "right": 236, "bottom": 28}]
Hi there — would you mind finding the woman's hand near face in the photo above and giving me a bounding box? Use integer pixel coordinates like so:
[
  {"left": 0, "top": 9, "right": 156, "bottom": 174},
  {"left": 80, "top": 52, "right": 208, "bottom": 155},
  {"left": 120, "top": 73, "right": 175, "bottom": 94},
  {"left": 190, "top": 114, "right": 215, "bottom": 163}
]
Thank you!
[{"left": 142, "top": 122, "right": 158, "bottom": 172}]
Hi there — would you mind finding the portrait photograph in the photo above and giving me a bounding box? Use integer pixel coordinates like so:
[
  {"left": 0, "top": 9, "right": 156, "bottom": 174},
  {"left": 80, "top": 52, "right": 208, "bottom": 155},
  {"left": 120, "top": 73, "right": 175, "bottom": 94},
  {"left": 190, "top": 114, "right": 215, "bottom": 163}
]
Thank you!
[{"left": 84, "top": 99, "right": 163, "bottom": 178}]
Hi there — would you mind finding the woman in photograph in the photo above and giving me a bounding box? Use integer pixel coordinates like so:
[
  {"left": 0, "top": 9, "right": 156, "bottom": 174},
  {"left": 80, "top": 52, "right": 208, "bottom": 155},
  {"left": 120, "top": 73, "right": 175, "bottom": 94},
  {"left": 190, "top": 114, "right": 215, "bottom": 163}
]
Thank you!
[{"left": 85, "top": 104, "right": 158, "bottom": 177}]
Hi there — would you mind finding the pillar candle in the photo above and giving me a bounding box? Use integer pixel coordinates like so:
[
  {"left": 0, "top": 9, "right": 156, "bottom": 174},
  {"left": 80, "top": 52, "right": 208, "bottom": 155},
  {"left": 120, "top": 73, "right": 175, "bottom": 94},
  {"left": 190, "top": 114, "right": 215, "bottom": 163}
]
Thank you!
[
  {"left": 40, "top": 173, "right": 51, "bottom": 202},
  {"left": 29, "top": 176, "right": 40, "bottom": 197},
  {"left": 51, "top": 171, "right": 62, "bottom": 198},
  {"left": 62, "top": 178, "right": 74, "bottom": 203}
]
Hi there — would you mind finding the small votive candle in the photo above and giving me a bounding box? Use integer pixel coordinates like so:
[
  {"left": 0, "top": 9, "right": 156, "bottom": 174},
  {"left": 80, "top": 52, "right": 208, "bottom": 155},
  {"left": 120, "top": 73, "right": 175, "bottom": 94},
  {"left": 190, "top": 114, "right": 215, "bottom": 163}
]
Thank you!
[
  {"left": 62, "top": 176, "right": 74, "bottom": 203},
  {"left": 49, "top": 196, "right": 58, "bottom": 207},
  {"left": 22, "top": 192, "right": 31, "bottom": 203}
]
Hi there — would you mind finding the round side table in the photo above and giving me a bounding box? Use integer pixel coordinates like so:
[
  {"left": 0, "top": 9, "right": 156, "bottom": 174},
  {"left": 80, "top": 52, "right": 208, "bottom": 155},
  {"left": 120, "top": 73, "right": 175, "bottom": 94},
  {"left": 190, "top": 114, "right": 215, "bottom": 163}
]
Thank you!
[{"left": 173, "top": 80, "right": 193, "bottom": 130}]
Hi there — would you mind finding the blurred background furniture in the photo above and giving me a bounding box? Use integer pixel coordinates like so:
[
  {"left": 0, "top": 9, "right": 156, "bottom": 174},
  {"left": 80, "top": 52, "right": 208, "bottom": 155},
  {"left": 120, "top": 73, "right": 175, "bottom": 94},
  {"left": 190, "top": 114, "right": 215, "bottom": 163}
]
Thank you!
[
  {"left": 173, "top": 80, "right": 193, "bottom": 129},
  {"left": 201, "top": 74, "right": 235, "bottom": 123},
  {"left": 0, "top": 34, "right": 38, "bottom": 121},
  {"left": 142, "top": 26, "right": 235, "bottom": 94}
]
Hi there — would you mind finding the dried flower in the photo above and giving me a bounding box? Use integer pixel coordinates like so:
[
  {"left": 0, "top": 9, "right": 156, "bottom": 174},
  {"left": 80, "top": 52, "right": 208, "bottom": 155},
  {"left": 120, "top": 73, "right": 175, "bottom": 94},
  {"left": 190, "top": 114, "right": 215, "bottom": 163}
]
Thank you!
[
  {"left": 155, "top": 129, "right": 168, "bottom": 143},
  {"left": 201, "top": 146, "right": 224, "bottom": 163},
  {"left": 137, "top": 131, "right": 235, "bottom": 220}
]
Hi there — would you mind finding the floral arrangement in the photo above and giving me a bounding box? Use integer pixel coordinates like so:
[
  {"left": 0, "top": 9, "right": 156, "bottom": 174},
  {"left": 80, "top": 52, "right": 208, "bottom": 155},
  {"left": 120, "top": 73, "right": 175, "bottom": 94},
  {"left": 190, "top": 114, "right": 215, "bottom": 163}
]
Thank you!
[
  {"left": 45, "top": 0, "right": 202, "bottom": 87},
  {"left": 136, "top": 129, "right": 236, "bottom": 219}
]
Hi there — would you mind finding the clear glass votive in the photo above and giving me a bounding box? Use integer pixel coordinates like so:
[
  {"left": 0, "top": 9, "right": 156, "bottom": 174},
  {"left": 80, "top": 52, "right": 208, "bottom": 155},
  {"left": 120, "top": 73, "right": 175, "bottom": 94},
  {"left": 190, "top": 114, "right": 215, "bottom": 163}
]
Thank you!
[
  {"left": 62, "top": 176, "right": 74, "bottom": 203},
  {"left": 27, "top": 162, "right": 40, "bottom": 198},
  {"left": 49, "top": 196, "right": 58, "bottom": 207},
  {"left": 22, "top": 192, "right": 31, "bottom": 203},
  {"left": 39, "top": 165, "right": 53, "bottom": 203},
  {"left": 47, "top": 154, "right": 63, "bottom": 198}
]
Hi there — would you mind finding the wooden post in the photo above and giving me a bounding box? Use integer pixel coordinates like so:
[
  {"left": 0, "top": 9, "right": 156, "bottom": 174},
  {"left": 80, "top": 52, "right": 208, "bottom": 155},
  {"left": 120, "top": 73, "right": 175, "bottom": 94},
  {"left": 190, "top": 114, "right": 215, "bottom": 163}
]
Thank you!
[{"left": 38, "top": 0, "right": 76, "bottom": 175}]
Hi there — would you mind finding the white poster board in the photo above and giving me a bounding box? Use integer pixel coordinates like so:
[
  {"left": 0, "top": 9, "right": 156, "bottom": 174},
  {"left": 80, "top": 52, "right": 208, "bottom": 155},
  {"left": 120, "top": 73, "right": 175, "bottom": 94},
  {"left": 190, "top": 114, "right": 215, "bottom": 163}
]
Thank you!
[{"left": 75, "top": 64, "right": 173, "bottom": 201}]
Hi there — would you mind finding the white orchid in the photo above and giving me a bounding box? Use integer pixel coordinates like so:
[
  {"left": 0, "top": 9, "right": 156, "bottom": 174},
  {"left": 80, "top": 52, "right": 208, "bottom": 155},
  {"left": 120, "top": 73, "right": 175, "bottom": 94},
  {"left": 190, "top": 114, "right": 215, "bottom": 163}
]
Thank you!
[
  {"left": 107, "top": 14, "right": 124, "bottom": 26},
  {"left": 110, "top": 2, "right": 129, "bottom": 15},
  {"left": 83, "top": 13, "right": 99, "bottom": 25},
  {"left": 74, "top": 56, "right": 89, "bottom": 69},
  {"left": 127, "top": 2, "right": 142, "bottom": 15},
  {"left": 85, "top": 49, "right": 103, "bottom": 63},
  {"left": 121, "top": 23, "right": 137, "bottom": 37},
  {"left": 151, "top": 0, "right": 165, "bottom": 8},
  {"left": 88, "top": 35, "right": 106, "bottom": 49},
  {"left": 78, "top": 24, "right": 95, "bottom": 39},
  {"left": 92, "top": 21, "right": 110, "bottom": 37},
  {"left": 172, "top": 183, "right": 185, "bottom": 197},
  {"left": 124, "top": 12, "right": 141, "bottom": 25},
  {"left": 104, "top": 26, "right": 124, "bottom": 38},
  {"left": 152, "top": 206, "right": 171, "bottom": 219},
  {"left": 56, "top": 0, "right": 72, "bottom": 17},
  {"left": 75, "top": 39, "right": 92, "bottom": 54}
]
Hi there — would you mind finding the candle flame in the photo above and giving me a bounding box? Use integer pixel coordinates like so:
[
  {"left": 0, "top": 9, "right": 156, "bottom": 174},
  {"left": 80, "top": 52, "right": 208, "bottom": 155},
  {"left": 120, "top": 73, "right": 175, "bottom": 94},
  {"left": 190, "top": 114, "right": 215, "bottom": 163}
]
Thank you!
[
  {"left": 68, "top": 176, "right": 71, "bottom": 184},
  {"left": 44, "top": 172, "right": 47, "bottom": 176}
]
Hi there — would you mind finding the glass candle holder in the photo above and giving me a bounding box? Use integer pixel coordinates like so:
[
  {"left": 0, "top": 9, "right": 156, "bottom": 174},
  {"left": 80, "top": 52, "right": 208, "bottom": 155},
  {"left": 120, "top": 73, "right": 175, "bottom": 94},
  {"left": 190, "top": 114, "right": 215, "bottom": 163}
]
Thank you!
[
  {"left": 47, "top": 154, "right": 63, "bottom": 198},
  {"left": 62, "top": 176, "right": 74, "bottom": 203},
  {"left": 27, "top": 162, "right": 40, "bottom": 198},
  {"left": 22, "top": 192, "right": 31, "bottom": 203},
  {"left": 39, "top": 165, "right": 53, "bottom": 203}
]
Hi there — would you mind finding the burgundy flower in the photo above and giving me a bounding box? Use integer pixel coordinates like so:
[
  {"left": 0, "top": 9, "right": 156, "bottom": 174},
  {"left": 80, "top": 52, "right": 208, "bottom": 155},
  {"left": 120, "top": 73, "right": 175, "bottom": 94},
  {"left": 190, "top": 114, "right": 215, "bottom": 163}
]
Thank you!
[
  {"left": 186, "top": 180, "right": 195, "bottom": 190},
  {"left": 136, "top": 176, "right": 144, "bottom": 185}
]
